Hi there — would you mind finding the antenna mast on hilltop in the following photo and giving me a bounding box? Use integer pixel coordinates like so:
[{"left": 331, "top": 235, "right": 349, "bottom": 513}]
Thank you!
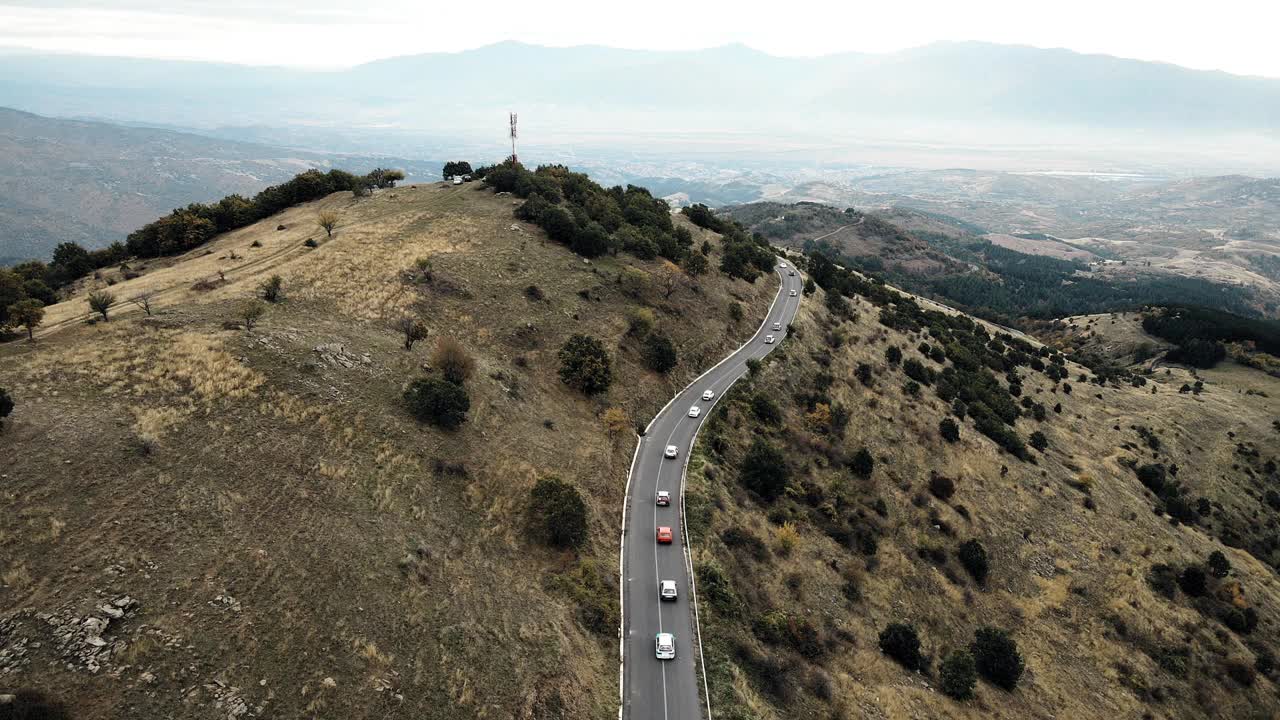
[{"left": 509, "top": 112, "right": 518, "bottom": 164}]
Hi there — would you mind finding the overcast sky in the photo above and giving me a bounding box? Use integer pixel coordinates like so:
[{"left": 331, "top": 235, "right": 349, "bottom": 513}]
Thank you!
[{"left": 1, "top": 0, "right": 1278, "bottom": 78}]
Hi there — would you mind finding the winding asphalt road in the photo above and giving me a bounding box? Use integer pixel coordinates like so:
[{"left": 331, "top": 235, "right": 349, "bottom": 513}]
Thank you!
[{"left": 621, "top": 263, "right": 804, "bottom": 720}]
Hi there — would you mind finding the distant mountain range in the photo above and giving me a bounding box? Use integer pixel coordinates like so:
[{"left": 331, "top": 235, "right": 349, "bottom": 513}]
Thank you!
[
  {"left": 0, "top": 107, "right": 440, "bottom": 263},
  {"left": 2, "top": 41, "right": 1278, "bottom": 173}
]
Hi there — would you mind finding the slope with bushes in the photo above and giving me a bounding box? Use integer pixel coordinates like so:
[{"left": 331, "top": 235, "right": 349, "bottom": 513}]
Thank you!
[
  {"left": 685, "top": 252, "right": 1280, "bottom": 719},
  {"left": 0, "top": 172, "right": 777, "bottom": 719}
]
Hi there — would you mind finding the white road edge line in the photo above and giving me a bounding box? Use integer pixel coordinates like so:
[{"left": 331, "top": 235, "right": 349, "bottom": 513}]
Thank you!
[{"left": 617, "top": 258, "right": 792, "bottom": 720}]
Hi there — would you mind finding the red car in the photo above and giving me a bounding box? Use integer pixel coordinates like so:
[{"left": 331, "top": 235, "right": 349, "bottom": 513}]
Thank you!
[{"left": 656, "top": 526, "right": 673, "bottom": 544}]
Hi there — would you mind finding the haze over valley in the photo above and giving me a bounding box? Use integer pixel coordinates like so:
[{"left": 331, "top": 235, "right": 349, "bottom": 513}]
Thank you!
[{"left": 2, "top": 7, "right": 1279, "bottom": 720}]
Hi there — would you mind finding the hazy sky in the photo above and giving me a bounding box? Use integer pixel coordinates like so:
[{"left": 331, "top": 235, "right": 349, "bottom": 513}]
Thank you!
[{"left": 2, "top": 0, "right": 1278, "bottom": 77}]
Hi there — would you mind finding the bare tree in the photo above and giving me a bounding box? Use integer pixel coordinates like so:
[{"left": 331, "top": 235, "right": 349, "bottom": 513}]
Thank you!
[
  {"left": 128, "top": 292, "right": 156, "bottom": 316},
  {"left": 396, "top": 317, "right": 429, "bottom": 350},
  {"left": 317, "top": 210, "right": 339, "bottom": 238}
]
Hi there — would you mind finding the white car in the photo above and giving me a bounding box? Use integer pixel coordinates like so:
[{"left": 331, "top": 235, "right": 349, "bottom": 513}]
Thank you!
[
  {"left": 688, "top": 406, "right": 701, "bottom": 418},
  {"left": 664, "top": 445, "right": 679, "bottom": 459},
  {"left": 655, "top": 632, "right": 676, "bottom": 660},
  {"left": 772, "top": 322, "right": 782, "bottom": 331},
  {"left": 451, "top": 176, "right": 463, "bottom": 185},
  {"left": 779, "top": 262, "right": 788, "bottom": 269},
  {"left": 656, "top": 490, "right": 671, "bottom": 507},
  {"left": 789, "top": 290, "right": 798, "bottom": 297},
  {"left": 764, "top": 335, "right": 775, "bottom": 344},
  {"left": 701, "top": 389, "right": 715, "bottom": 401},
  {"left": 659, "top": 580, "right": 678, "bottom": 601}
]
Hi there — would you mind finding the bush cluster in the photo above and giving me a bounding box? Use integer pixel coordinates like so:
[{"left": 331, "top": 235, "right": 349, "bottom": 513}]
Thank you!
[
  {"left": 558, "top": 334, "right": 613, "bottom": 395},
  {"left": 498, "top": 162, "right": 695, "bottom": 263},
  {"left": 529, "top": 477, "right": 589, "bottom": 549}
]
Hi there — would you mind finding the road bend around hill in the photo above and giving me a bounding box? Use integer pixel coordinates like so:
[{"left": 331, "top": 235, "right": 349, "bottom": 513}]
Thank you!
[{"left": 621, "top": 263, "right": 804, "bottom": 720}]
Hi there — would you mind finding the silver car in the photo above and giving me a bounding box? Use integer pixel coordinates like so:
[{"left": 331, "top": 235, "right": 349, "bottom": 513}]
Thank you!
[
  {"left": 664, "top": 445, "right": 679, "bottom": 459},
  {"left": 687, "top": 406, "right": 701, "bottom": 418},
  {"left": 655, "top": 632, "right": 676, "bottom": 660},
  {"left": 659, "top": 580, "right": 678, "bottom": 601},
  {"left": 764, "top": 335, "right": 775, "bottom": 344}
]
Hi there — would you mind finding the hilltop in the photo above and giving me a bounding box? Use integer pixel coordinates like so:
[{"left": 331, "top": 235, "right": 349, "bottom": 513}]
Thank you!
[{"left": 0, "top": 173, "right": 777, "bottom": 718}]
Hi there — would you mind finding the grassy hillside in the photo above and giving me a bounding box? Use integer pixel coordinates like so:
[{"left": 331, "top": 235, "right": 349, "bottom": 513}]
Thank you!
[
  {"left": 0, "top": 181, "right": 777, "bottom": 718},
  {"left": 722, "top": 201, "right": 962, "bottom": 277},
  {"left": 685, "top": 259, "right": 1280, "bottom": 719}
]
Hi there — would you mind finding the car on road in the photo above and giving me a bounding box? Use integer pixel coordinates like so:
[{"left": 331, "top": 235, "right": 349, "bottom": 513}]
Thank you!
[
  {"left": 779, "top": 262, "right": 788, "bottom": 269},
  {"left": 687, "top": 406, "right": 701, "bottom": 418},
  {"left": 789, "top": 270, "right": 796, "bottom": 276},
  {"left": 701, "top": 389, "right": 715, "bottom": 401},
  {"left": 452, "top": 176, "right": 463, "bottom": 185},
  {"left": 664, "top": 445, "right": 679, "bottom": 459},
  {"left": 655, "top": 632, "right": 676, "bottom": 660},
  {"left": 659, "top": 580, "right": 678, "bottom": 601},
  {"left": 656, "top": 490, "right": 670, "bottom": 506},
  {"left": 764, "top": 335, "right": 775, "bottom": 344},
  {"left": 772, "top": 322, "right": 782, "bottom": 331},
  {"left": 789, "top": 289, "right": 798, "bottom": 297},
  {"left": 656, "top": 526, "right": 673, "bottom": 544}
]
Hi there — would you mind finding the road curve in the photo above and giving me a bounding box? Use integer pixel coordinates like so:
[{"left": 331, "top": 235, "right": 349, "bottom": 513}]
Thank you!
[{"left": 621, "top": 263, "right": 804, "bottom": 720}]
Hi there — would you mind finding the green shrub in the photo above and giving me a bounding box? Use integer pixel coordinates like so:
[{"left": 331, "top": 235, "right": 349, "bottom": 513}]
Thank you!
[
  {"left": 741, "top": 439, "right": 789, "bottom": 501},
  {"left": 1177, "top": 565, "right": 1207, "bottom": 597},
  {"left": 971, "top": 627, "right": 1024, "bottom": 690},
  {"left": 259, "top": 275, "right": 283, "bottom": 303},
  {"left": 697, "top": 560, "right": 738, "bottom": 617},
  {"left": 940, "top": 650, "right": 978, "bottom": 700},
  {"left": 87, "top": 290, "right": 115, "bottom": 320},
  {"left": 720, "top": 526, "right": 768, "bottom": 562},
  {"left": 1135, "top": 463, "right": 1166, "bottom": 493},
  {"left": 1147, "top": 564, "right": 1178, "bottom": 599},
  {"left": 940, "top": 417, "right": 960, "bottom": 443},
  {"left": 558, "top": 334, "right": 612, "bottom": 394},
  {"left": 1029, "top": 430, "right": 1048, "bottom": 452},
  {"left": 641, "top": 332, "right": 678, "bottom": 373},
  {"left": 529, "top": 477, "right": 589, "bottom": 549},
  {"left": 751, "top": 394, "right": 782, "bottom": 424},
  {"left": 928, "top": 473, "right": 956, "bottom": 501},
  {"left": 1207, "top": 551, "right": 1231, "bottom": 578},
  {"left": 957, "top": 539, "right": 990, "bottom": 584},
  {"left": 878, "top": 623, "right": 922, "bottom": 671},
  {"left": 627, "top": 308, "right": 654, "bottom": 336},
  {"left": 0, "top": 387, "right": 13, "bottom": 428},
  {"left": 850, "top": 448, "right": 874, "bottom": 479},
  {"left": 403, "top": 377, "right": 470, "bottom": 429},
  {"left": 855, "top": 363, "right": 873, "bottom": 386}
]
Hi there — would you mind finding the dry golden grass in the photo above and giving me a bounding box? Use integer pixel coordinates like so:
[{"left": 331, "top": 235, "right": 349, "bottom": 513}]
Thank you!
[
  {"left": 0, "top": 183, "right": 775, "bottom": 720},
  {"left": 689, "top": 286, "right": 1280, "bottom": 720}
]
